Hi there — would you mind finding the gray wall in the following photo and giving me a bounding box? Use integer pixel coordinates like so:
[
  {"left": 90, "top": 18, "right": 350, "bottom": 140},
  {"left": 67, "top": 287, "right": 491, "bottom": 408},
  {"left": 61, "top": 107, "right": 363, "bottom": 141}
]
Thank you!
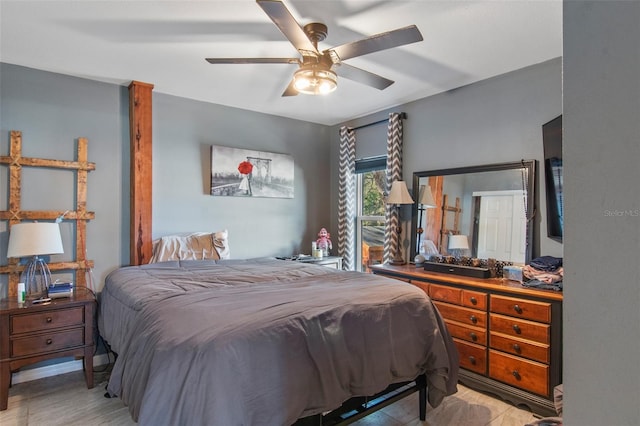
[
  {"left": 330, "top": 58, "right": 563, "bottom": 262},
  {"left": 152, "top": 93, "right": 330, "bottom": 259},
  {"left": 0, "top": 63, "right": 331, "bottom": 296},
  {"left": 563, "top": 2, "right": 640, "bottom": 425},
  {"left": 0, "top": 64, "right": 128, "bottom": 296}
]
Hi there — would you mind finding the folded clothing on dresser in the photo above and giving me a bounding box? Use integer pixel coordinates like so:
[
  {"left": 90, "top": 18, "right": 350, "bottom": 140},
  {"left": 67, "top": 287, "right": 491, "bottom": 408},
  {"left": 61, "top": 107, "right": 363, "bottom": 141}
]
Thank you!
[{"left": 523, "top": 256, "right": 563, "bottom": 291}]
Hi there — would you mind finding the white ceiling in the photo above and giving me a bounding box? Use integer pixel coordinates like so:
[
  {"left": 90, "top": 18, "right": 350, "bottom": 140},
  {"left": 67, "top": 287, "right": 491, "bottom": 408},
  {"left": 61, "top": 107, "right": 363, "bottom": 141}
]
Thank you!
[{"left": 0, "top": 0, "right": 562, "bottom": 126}]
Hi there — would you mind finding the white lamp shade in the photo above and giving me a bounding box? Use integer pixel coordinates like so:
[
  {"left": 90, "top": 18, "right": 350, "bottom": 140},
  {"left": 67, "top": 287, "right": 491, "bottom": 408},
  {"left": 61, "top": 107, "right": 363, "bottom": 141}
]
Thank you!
[
  {"left": 448, "top": 234, "right": 469, "bottom": 250},
  {"left": 419, "top": 185, "right": 436, "bottom": 208},
  {"left": 7, "top": 222, "right": 64, "bottom": 258},
  {"left": 386, "top": 181, "right": 414, "bottom": 205}
]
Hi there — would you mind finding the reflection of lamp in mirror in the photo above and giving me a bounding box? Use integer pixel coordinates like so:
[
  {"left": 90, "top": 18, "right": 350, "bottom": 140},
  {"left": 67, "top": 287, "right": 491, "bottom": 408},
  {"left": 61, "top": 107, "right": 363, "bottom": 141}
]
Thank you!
[
  {"left": 448, "top": 234, "right": 469, "bottom": 260},
  {"left": 7, "top": 222, "right": 64, "bottom": 300},
  {"left": 416, "top": 185, "right": 436, "bottom": 254},
  {"left": 386, "top": 181, "right": 414, "bottom": 265}
]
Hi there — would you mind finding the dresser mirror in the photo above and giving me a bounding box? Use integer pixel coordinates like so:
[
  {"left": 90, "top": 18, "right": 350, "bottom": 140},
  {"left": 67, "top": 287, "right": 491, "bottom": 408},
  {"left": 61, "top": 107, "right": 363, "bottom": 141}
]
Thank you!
[{"left": 410, "top": 160, "right": 536, "bottom": 265}]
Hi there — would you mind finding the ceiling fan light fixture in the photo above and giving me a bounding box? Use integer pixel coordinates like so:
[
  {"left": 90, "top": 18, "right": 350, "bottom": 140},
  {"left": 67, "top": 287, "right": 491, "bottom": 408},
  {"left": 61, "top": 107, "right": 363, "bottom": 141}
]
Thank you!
[{"left": 293, "top": 67, "right": 337, "bottom": 95}]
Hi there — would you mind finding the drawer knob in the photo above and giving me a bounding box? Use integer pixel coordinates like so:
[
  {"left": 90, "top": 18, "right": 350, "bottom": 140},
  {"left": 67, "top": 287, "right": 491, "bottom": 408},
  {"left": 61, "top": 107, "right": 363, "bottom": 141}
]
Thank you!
[
  {"left": 513, "top": 343, "right": 521, "bottom": 353},
  {"left": 469, "top": 356, "right": 476, "bottom": 365},
  {"left": 513, "top": 304, "right": 523, "bottom": 314},
  {"left": 46, "top": 338, "right": 53, "bottom": 345},
  {"left": 46, "top": 317, "right": 53, "bottom": 323},
  {"left": 512, "top": 324, "right": 521, "bottom": 334},
  {"left": 470, "top": 297, "right": 477, "bottom": 305},
  {"left": 469, "top": 315, "right": 478, "bottom": 324},
  {"left": 512, "top": 370, "right": 521, "bottom": 380},
  {"left": 469, "top": 332, "right": 478, "bottom": 342}
]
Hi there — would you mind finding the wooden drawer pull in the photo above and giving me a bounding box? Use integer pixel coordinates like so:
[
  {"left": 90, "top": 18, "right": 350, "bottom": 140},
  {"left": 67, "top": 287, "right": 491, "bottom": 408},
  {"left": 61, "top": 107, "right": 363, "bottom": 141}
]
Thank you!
[
  {"left": 46, "top": 338, "right": 53, "bottom": 345},
  {"left": 46, "top": 317, "right": 53, "bottom": 323},
  {"left": 512, "top": 370, "right": 521, "bottom": 380},
  {"left": 470, "top": 297, "right": 477, "bottom": 305},
  {"left": 512, "top": 343, "right": 522, "bottom": 353},
  {"left": 469, "top": 332, "right": 478, "bottom": 342},
  {"left": 470, "top": 315, "right": 478, "bottom": 324},
  {"left": 469, "top": 356, "right": 476, "bottom": 365},
  {"left": 513, "top": 304, "right": 523, "bottom": 314},
  {"left": 512, "top": 324, "right": 521, "bottom": 334}
]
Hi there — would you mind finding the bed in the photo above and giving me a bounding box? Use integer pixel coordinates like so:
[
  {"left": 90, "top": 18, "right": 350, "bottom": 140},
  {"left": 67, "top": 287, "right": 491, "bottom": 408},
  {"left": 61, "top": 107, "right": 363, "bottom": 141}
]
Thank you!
[{"left": 99, "top": 255, "right": 459, "bottom": 425}]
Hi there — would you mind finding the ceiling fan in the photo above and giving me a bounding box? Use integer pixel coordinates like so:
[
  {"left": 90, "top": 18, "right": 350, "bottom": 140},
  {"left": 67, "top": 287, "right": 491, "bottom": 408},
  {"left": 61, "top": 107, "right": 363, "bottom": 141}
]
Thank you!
[{"left": 205, "top": 0, "right": 423, "bottom": 96}]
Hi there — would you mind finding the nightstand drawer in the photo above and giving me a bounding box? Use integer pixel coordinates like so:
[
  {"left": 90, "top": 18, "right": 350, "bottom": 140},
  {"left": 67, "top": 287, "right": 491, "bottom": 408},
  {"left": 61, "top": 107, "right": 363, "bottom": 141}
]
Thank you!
[
  {"left": 454, "top": 338, "right": 486, "bottom": 375},
  {"left": 491, "top": 295, "right": 551, "bottom": 323},
  {"left": 489, "top": 350, "right": 549, "bottom": 397},
  {"left": 11, "top": 307, "right": 85, "bottom": 334},
  {"left": 11, "top": 328, "right": 85, "bottom": 357},
  {"left": 490, "top": 314, "right": 550, "bottom": 344},
  {"left": 433, "top": 301, "right": 487, "bottom": 328}
]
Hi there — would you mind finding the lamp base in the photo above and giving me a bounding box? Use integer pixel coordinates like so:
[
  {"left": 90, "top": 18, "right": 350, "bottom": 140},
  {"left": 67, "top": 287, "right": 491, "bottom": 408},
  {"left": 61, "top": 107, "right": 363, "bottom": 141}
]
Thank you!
[
  {"left": 389, "top": 255, "right": 407, "bottom": 266},
  {"left": 22, "top": 256, "right": 53, "bottom": 300}
]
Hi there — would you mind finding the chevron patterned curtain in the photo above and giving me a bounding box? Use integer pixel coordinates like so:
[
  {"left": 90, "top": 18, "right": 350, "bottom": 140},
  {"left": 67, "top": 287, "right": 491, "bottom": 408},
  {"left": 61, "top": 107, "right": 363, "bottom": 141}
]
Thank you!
[
  {"left": 383, "top": 113, "right": 404, "bottom": 264},
  {"left": 337, "top": 126, "right": 356, "bottom": 270}
]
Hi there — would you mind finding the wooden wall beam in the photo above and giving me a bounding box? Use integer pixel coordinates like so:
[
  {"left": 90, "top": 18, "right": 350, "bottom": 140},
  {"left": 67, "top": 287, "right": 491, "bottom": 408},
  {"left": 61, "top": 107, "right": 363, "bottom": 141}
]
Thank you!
[{"left": 128, "top": 81, "right": 154, "bottom": 266}]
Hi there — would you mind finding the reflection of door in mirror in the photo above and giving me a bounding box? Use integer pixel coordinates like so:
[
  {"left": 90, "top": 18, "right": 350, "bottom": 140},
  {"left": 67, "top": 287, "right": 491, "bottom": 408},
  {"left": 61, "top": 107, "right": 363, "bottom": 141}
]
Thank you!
[{"left": 474, "top": 190, "right": 526, "bottom": 263}]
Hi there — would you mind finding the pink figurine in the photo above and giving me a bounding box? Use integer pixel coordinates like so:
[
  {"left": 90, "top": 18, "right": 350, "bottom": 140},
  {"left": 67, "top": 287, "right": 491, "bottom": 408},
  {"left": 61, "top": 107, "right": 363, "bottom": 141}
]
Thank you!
[{"left": 316, "top": 228, "right": 332, "bottom": 256}]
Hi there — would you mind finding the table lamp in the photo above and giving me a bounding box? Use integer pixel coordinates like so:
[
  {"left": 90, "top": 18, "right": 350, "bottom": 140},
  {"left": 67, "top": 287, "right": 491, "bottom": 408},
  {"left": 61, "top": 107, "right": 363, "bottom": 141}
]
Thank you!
[
  {"left": 7, "top": 222, "right": 64, "bottom": 300},
  {"left": 386, "top": 181, "right": 414, "bottom": 265}
]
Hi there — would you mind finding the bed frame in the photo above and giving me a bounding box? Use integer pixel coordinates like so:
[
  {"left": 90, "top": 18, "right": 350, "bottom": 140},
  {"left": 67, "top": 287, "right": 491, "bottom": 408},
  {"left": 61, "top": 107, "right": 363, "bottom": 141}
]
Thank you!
[{"left": 126, "top": 81, "right": 428, "bottom": 424}]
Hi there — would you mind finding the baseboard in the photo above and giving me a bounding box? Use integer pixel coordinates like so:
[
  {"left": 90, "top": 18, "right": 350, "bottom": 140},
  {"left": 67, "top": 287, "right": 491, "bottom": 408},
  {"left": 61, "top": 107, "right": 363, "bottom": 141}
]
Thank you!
[{"left": 11, "top": 353, "right": 111, "bottom": 385}]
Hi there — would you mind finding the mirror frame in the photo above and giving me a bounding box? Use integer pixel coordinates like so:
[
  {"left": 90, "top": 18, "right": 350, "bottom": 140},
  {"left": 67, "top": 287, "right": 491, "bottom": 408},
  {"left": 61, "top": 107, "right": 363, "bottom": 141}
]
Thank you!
[{"left": 410, "top": 159, "right": 537, "bottom": 264}]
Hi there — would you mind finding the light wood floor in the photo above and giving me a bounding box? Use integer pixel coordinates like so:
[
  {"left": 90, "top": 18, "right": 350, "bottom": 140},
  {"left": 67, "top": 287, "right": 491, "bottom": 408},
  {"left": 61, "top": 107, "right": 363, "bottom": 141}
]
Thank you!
[{"left": 1, "top": 369, "right": 540, "bottom": 425}]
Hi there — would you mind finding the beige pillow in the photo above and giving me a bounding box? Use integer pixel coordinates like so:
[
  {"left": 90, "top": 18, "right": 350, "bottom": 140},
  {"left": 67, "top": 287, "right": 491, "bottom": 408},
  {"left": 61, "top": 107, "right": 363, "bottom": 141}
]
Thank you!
[{"left": 149, "top": 230, "right": 230, "bottom": 263}]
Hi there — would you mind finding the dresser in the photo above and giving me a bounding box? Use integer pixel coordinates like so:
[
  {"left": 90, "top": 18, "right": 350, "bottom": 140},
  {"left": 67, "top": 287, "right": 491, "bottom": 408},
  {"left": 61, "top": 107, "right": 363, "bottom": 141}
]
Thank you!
[
  {"left": 0, "top": 290, "right": 96, "bottom": 410},
  {"left": 371, "top": 264, "right": 562, "bottom": 417}
]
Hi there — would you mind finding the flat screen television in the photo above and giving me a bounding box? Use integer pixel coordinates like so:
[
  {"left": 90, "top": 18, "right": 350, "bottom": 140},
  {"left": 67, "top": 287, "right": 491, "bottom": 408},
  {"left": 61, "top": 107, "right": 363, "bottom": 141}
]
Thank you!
[{"left": 542, "top": 115, "right": 563, "bottom": 242}]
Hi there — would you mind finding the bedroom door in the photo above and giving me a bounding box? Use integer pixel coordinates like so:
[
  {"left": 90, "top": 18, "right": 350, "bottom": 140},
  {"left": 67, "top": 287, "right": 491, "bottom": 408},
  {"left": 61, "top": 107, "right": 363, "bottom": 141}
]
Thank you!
[{"left": 475, "top": 190, "right": 526, "bottom": 264}]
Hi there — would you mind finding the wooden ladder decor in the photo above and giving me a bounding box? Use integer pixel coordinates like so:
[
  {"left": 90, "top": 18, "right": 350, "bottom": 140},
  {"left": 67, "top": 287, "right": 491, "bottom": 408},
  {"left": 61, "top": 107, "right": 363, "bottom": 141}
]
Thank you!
[
  {"left": 0, "top": 130, "right": 96, "bottom": 298},
  {"left": 439, "top": 194, "right": 462, "bottom": 253}
]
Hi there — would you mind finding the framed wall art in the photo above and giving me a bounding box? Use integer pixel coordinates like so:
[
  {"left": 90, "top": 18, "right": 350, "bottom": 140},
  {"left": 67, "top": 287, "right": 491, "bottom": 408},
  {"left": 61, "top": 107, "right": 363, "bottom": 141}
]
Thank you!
[{"left": 210, "top": 145, "right": 294, "bottom": 198}]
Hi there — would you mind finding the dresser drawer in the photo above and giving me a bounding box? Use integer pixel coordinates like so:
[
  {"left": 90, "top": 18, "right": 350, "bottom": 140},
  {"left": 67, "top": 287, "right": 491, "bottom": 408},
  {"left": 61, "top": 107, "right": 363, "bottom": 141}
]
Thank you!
[
  {"left": 11, "top": 307, "right": 85, "bottom": 334},
  {"left": 462, "top": 289, "right": 487, "bottom": 310},
  {"left": 490, "top": 314, "right": 550, "bottom": 344},
  {"left": 445, "top": 320, "right": 487, "bottom": 345},
  {"left": 429, "top": 284, "right": 461, "bottom": 304},
  {"left": 489, "top": 350, "right": 549, "bottom": 397},
  {"left": 434, "top": 301, "right": 487, "bottom": 328},
  {"left": 454, "top": 338, "right": 486, "bottom": 375},
  {"left": 410, "top": 280, "right": 429, "bottom": 295},
  {"left": 11, "top": 328, "right": 85, "bottom": 357},
  {"left": 491, "top": 295, "right": 551, "bottom": 323},
  {"left": 490, "top": 332, "right": 550, "bottom": 364}
]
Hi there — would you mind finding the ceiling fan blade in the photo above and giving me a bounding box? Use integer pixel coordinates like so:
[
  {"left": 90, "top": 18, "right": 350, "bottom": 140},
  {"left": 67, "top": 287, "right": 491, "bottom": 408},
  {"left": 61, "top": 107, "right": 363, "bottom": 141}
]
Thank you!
[
  {"left": 282, "top": 80, "right": 299, "bottom": 97},
  {"left": 328, "top": 25, "right": 423, "bottom": 61},
  {"left": 257, "top": 0, "right": 318, "bottom": 55},
  {"left": 206, "top": 58, "right": 299, "bottom": 64},
  {"left": 335, "top": 63, "right": 394, "bottom": 90}
]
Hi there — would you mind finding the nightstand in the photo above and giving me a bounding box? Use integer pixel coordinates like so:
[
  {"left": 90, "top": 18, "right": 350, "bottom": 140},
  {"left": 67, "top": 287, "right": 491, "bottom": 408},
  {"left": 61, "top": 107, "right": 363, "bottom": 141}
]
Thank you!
[
  {"left": 0, "top": 288, "right": 96, "bottom": 410},
  {"left": 296, "top": 256, "right": 343, "bottom": 270}
]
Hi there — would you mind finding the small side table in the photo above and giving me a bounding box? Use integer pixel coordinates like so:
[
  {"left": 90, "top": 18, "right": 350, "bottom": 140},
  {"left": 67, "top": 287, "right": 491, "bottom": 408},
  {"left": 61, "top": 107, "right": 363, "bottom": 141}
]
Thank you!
[
  {"left": 0, "top": 288, "right": 96, "bottom": 410},
  {"left": 295, "top": 255, "right": 343, "bottom": 270}
]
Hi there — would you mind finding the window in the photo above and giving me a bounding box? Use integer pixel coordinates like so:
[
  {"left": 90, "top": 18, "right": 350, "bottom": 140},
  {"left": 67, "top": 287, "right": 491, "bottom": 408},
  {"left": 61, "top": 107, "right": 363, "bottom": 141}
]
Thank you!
[{"left": 355, "top": 157, "right": 386, "bottom": 272}]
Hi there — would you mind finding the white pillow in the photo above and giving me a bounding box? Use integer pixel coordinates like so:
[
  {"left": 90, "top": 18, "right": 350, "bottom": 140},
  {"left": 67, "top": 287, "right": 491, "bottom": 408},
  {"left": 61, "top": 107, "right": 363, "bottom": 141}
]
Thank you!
[{"left": 149, "top": 230, "right": 230, "bottom": 263}]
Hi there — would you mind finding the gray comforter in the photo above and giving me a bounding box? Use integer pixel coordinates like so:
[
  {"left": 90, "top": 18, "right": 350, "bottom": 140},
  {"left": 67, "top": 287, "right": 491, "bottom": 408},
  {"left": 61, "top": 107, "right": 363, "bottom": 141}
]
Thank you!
[{"left": 99, "top": 258, "right": 458, "bottom": 425}]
